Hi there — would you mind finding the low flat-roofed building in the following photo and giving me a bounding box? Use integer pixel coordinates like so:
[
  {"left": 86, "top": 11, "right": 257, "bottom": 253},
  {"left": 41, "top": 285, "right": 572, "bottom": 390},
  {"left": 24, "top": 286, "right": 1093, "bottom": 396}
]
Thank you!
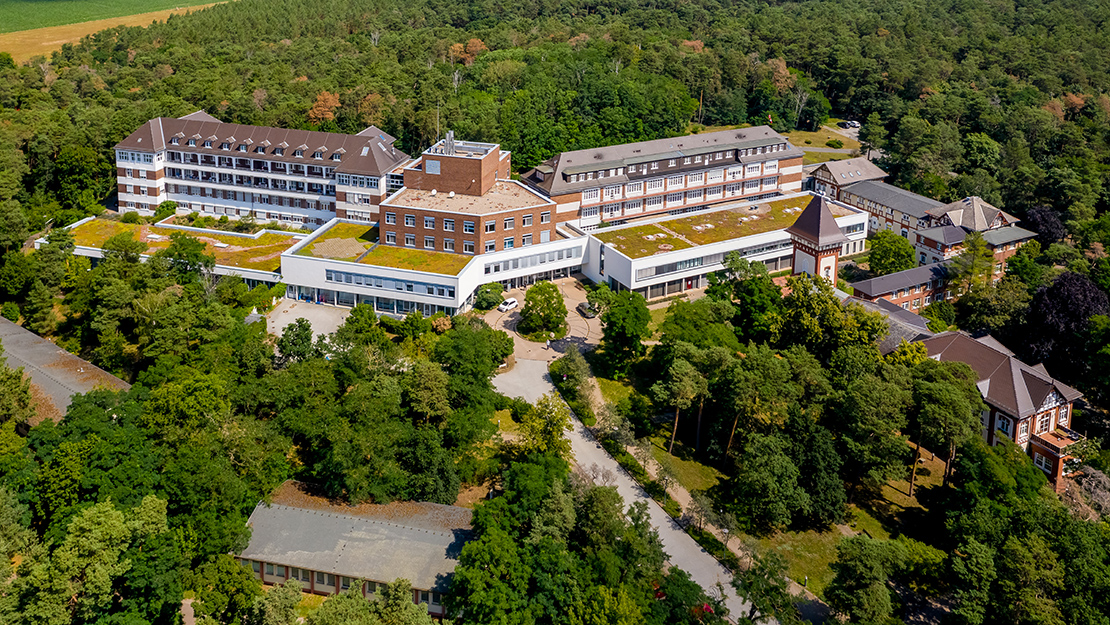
[
  {"left": 583, "top": 192, "right": 867, "bottom": 300},
  {"left": 921, "top": 332, "right": 1084, "bottom": 491},
  {"left": 237, "top": 481, "right": 472, "bottom": 618}
]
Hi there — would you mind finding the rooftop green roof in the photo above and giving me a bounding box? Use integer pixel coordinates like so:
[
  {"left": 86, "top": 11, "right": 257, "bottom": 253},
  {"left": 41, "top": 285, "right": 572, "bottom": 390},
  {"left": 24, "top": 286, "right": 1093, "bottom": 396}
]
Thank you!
[{"left": 70, "top": 219, "right": 298, "bottom": 272}]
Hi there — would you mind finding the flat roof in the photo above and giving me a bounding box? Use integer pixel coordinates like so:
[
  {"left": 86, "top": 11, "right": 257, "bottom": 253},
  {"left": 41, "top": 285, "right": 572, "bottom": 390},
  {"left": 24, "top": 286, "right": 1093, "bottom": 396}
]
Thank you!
[
  {"left": 239, "top": 482, "right": 472, "bottom": 592},
  {"left": 295, "top": 220, "right": 473, "bottom": 275},
  {"left": 69, "top": 219, "right": 300, "bottom": 273},
  {"left": 71, "top": 218, "right": 301, "bottom": 273},
  {"left": 0, "top": 317, "right": 129, "bottom": 424},
  {"left": 593, "top": 195, "right": 854, "bottom": 259},
  {"left": 384, "top": 180, "right": 552, "bottom": 216}
]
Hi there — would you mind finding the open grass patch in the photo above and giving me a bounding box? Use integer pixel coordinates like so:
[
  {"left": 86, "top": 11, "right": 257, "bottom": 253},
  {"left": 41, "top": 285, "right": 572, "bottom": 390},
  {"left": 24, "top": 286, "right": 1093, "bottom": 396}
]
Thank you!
[
  {"left": 785, "top": 129, "right": 860, "bottom": 151},
  {"left": 493, "top": 408, "right": 521, "bottom": 438},
  {"left": 0, "top": 0, "right": 217, "bottom": 33},
  {"left": 755, "top": 529, "right": 841, "bottom": 598},
  {"left": 358, "top": 245, "right": 472, "bottom": 275},
  {"left": 294, "top": 592, "right": 327, "bottom": 619},
  {"left": 647, "top": 306, "right": 668, "bottom": 339},
  {"left": 803, "top": 151, "right": 853, "bottom": 165},
  {"left": 648, "top": 434, "right": 724, "bottom": 493},
  {"left": 597, "top": 378, "right": 632, "bottom": 404}
]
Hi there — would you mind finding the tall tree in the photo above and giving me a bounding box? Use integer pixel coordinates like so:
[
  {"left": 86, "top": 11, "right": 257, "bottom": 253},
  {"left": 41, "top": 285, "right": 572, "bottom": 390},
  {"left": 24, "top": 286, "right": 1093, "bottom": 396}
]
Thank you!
[
  {"left": 825, "top": 536, "right": 906, "bottom": 625},
  {"left": 651, "top": 358, "right": 707, "bottom": 454},
  {"left": 519, "top": 393, "right": 573, "bottom": 461},
  {"left": 0, "top": 341, "right": 34, "bottom": 425},
  {"left": 518, "top": 281, "right": 567, "bottom": 336},
  {"left": 598, "top": 290, "right": 651, "bottom": 371},
  {"left": 949, "top": 231, "right": 994, "bottom": 292},
  {"left": 858, "top": 112, "right": 886, "bottom": 159},
  {"left": 732, "top": 551, "right": 803, "bottom": 624},
  {"left": 867, "top": 230, "right": 916, "bottom": 275}
]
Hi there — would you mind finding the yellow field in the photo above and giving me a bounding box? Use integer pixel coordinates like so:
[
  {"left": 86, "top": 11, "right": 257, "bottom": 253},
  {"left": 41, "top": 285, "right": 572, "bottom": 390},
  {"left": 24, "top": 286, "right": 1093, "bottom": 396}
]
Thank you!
[{"left": 0, "top": 3, "right": 222, "bottom": 63}]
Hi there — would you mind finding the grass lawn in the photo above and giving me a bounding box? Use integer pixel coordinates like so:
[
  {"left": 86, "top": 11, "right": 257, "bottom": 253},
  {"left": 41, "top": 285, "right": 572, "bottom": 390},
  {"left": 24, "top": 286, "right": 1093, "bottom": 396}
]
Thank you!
[
  {"left": 0, "top": 0, "right": 218, "bottom": 33},
  {"left": 756, "top": 529, "right": 841, "bottom": 597},
  {"left": 803, "top": 151, "right": 853, "bottom": 165},
  {"left": 493, "top": 408, "right": 522, "bottom": 438},
  {"left": 358, "top": 245, "right": 473, "bottom": 275},
  {"left": 294, "top": 592, "right": 326, "bottom": 619},
  {"left": 298, "top": 223, "right": 377, "bottom": 260},
  {"left": 597, "top": 378, "right": 632, "bottom": 404},
  {"left": 647, "top": 307, "right": 668, "bottom": 339},
  {"left": 784, "top": 129, "right": 861, "bottom": 151},
  {"left": 593, "top": 223, "right": 694, "bottom": 259},
  {"left": 648, "top": 434, "right": 724, "bottom": 493},
  {"left": 663, "top": 196, "right": 818, "bottom": 246}
]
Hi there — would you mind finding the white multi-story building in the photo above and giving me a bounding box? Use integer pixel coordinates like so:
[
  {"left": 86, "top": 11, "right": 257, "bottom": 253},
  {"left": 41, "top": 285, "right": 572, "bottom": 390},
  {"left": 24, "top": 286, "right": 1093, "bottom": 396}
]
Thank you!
[{"left": 113, "top": 111, "right": 411, "bottom": 228}]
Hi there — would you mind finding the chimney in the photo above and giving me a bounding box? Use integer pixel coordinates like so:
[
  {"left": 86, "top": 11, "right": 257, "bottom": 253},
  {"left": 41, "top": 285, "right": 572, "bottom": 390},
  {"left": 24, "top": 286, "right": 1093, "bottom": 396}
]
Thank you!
[{"left": 445, "top": 130, "right": 455, "bottom": 156}]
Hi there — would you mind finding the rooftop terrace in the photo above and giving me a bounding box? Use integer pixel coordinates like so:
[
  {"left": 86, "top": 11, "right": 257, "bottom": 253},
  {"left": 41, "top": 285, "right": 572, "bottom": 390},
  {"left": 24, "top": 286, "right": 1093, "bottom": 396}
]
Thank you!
[
  {"left": 385, "top": 180, "right": 551, "bottom": 215},
  {"left": 69, "top": 219, "right": 299, "bottom": 272},
  {"left": 297, "top": 220, "right": 473, "bottom": 275},
  {"left": 594, "top": 195, "right": 852, "bottom": 259}
]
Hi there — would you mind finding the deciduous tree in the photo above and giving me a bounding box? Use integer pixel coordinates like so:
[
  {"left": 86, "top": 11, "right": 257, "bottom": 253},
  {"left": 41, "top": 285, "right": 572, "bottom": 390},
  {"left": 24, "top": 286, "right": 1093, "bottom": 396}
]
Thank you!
[{"left": 867, "top": 230, "right": 915, "bottom": 275}]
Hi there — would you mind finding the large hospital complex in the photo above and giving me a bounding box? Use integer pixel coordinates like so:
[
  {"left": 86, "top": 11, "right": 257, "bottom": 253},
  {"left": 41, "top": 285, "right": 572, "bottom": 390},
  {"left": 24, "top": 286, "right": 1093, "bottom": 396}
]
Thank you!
[{"left": 64, "top": 111, "right": 872, "bottom": 316}]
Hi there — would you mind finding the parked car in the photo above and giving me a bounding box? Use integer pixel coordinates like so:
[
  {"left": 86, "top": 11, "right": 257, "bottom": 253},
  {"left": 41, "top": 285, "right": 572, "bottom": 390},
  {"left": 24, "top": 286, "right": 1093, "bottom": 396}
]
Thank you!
[
  {"left": 849, "top": 120, "right": 861, "bottom": 128},
  {"left": 497, "top": 297, "right": 518, "bottom": 312},
  {"left": 837, "top": 121, "right": 852, "bottom": 129},
  {"left": 576, "top": 301, "right": 598, "bottom": 319}
]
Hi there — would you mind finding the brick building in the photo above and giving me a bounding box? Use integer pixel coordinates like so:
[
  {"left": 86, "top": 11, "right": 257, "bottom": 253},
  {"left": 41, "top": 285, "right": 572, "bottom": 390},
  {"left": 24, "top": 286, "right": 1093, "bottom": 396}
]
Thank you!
[
  {"left": 113, "top": 110, "right": 411, "bottom": 227},
  {"left": 808, "top": 157, "right": 886, "bottom": 198},
  {"left": 849, "top": 262, "right": 952, "bottom": 313},
  {"left": 522, "top": 126, "right": 804, "bottom": 230},
  {"left": 837, "top": 180, "right": 944, "bottom": 240},
  {"left": 921, "top": 332, "right": 1085, "bottom": 491},
  {"left": 916, "top": 196, "right": 1036, "bottom": 275}
]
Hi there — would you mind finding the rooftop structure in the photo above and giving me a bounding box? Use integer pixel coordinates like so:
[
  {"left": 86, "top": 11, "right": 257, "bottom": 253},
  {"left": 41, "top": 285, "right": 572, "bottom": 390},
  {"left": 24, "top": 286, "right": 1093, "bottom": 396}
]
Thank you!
[
  {"left": 67, "top": 217, "right": 302, "bottom": 274},
  {"left": 840, "top": 180, "right": 944, "bottom": 220},
  {"left": 785, "top": 195, "right": 851, "bottom": 248},
  {"left": 914, "top": 196, "right": 1036, "bottom": 270},
  {"left": 811, "top": 156, "right": 886, "bottom": 188},
  {"left": 0, "top": 317, "right": 129, "bottom": 423},
  {"left": 927, "top": 196, "right": 1018, "bottom": 231},
  {"left": 385, "top": 180, "right": 551, "bottom": 216}
]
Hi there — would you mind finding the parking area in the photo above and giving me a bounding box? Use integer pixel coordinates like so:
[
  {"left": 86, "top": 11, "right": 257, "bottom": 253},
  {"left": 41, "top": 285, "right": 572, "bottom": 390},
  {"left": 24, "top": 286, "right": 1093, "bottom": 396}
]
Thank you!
[
  {"left": 266, "top": 300, "right": 350, "bottom": 337},
  {"left": 482, "top": 276, "right": 603, "bottom": 362}
]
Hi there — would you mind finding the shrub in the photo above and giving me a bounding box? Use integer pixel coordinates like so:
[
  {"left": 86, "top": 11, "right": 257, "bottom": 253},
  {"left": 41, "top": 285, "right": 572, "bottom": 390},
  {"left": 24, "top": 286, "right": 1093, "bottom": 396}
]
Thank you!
[
  {"left": 1, "top": 302, "right": 18, "bottom": 322},
  {"left": 474, "top": 283, "right": 504, "bottom": 310},
  {"left": 804, "top": 139, "right": 812, "bottom": 145},
  {"left": 153, "top": 201, "right": 178, "bottom": 221},
  {"left": 121, "top": 211, "right": 141, "bottom": 224},
  {"left": 826, "top": 139, "right": 844, "bottom": 149}
]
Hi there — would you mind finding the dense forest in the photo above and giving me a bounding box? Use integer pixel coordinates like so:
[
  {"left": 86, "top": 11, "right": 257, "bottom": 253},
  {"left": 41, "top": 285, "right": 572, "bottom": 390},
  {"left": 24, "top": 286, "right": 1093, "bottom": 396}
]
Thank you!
[{"left": 2, "top": 0, "right": 1110, "bottom": 623}]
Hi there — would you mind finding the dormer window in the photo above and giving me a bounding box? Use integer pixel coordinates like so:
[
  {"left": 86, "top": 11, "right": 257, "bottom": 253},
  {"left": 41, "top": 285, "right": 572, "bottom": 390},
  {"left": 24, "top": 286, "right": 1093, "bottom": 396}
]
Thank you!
[
  {"left": 274, "top": 147, "right": 284, "bottom": 156},
  {"left": 255, "top": 146, "right": 265, "bottom": 154},
  {"left": 312, "top": 151, "right": 323, "bottom": 159},
  {"left": 238, "top": 144, "right": 247, "bottom": 152},
  {"left": 628, "top": 165, "right": 636, "bottom": 173},
  {"left": 220, "top": 143, "right": 230, "bottom": 150},
  {"left": 726, "top": 150, "right": 733, "bottom": 157},
  {"left": 204, "top": 140, "right": 212, "bottom": 148},
  {"left": 330, "top": 153, "right": 341, "bottom": 161},
  {"left": 170, "top": 137, "right": 180, "bottom": 145},
  {"left": 683, "top": 157, "right": 691, "bottom": 164},
  {"left": 668, "top": 159, "right": 676, "bottom": 167},
  {"left": 187, "top": 138, "right": 196, "bottom": 146},
  {"left": 586, "top": 172, "right": 594, "bottom": 180},
  {"left": 294, "top": 149, "right": 304, "bottom": 158}
]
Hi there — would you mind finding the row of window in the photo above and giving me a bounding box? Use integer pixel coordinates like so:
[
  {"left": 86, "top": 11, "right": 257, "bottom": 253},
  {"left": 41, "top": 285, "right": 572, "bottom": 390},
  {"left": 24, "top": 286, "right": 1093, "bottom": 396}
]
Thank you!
[
  {"left": 245, "top": 561, "right": 442, "bottom": 605},
  {"left": 337, "top": 173, "right": 381, "bottom": 189},
  {"left": 384, "top": 211, "right": 552, "bottom": 232},
  {"left": 170, "top": 136, "right": 342, "bottom": 161},
  {"left": 483, "top": 247, "right": 583, "bottom": 275},
  {"left": 582, "top": 180, "right": 779, "bottom": 218},
  {"left": 167, "top": 169, "right": 336, "bottom": 196},
  {"left": 581, "top": 166, "right": 780, "bottom": 203},
  {"left": 117, "top": 151, "right": 154, "bottom": 163},
  {"left": 123, "top": 168, "right": 149, "bottom": 179},
  {"left": 166, "top": 185, "right": 335, "bottom": 211},
  {"left": 632, "top": 238, "right": 795, "bottom": 280},
  {"left": 565, "top": 143, "right": 789, "bottom": 184},
  {"left": 166, "top": 153, "right": 335, "bottom": 180},
  {"left": 324, "top": 270, "right": 457, "bottom": 299}
]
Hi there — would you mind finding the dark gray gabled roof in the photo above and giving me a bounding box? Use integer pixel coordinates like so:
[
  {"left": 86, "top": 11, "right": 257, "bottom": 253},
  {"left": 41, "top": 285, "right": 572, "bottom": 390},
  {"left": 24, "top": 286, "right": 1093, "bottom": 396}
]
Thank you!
[
  {"left": 917, "top": 225, "right": 968, "bottom": 246},
  {"left": 785, "top": 195, "right": 850, "bottom": 247},
  {"left": 921, "top": 332, "right": 1082, "bottom": 418},
  {"left": 0, "top": 318, "right": 129, "bottom": 423},
  {"left": 840, "top": 180, "right": 943, "bottom": 219},
  {"left": 238, "top": 483, "right": 472, "bottom": 593},
  {"left": 849, "top": 261, "right": 951, "bottom": 298},
  {"left": 843, "top": 296, "right": 932, "bottom": 354},
  {"left": 926, "top": 196, "right": 1019, "bottom": 231},
  {"left": 982, "top": 226, "right": 1037, "bottom": 247},
  {"left": 816, "top": 157, "right": 887, "bottom": 185}
]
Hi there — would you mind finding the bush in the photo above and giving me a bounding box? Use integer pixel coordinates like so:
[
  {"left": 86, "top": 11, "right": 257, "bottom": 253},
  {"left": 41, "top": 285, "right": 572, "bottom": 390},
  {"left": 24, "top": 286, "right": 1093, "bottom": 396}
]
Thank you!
[
  {"left": 474, "top": 283, "right": 504, "bottom": 310},
  {"left": 826, "top": 139, "right": 844, "bottom": 149},
  {"left": 121, "top": 211, "right": 141, "bottom": 224},
  {"left": 153, "top": 201, "right": 178, "bottom": 221},
  {"left": 378, "top": 315, "right": 403, "bottom": 334},
  {"left": 1, "top": 302, "right": 18, "bottom": 322},
  {"left": 804, "top": 139, "right": 812, "bottom": 145},
  {"left": 686, "top": 527, "right": 742, "bottom": 572}
]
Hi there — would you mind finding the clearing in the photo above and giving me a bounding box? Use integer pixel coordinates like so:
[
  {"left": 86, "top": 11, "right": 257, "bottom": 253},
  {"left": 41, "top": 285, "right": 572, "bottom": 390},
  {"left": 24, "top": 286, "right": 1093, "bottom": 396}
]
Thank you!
[{"left": 0, "top": 2, "right": 222, "bottom": 63}]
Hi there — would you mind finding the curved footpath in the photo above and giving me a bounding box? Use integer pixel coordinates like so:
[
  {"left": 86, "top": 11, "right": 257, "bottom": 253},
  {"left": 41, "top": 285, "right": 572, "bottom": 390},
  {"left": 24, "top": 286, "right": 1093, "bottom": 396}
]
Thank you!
[{"left": 493, "top": 359, "right": 754, "bottom": 620}]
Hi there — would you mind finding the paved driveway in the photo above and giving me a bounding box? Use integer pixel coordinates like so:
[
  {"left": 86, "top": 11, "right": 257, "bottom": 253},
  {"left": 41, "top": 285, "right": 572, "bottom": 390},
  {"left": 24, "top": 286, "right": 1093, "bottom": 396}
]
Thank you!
[
  {"left": 266, "top": 300, "right": 350, "bottom": 337},
  {"left": 482, "top": 277, "right": 603, "bottom": 362},
  {"left": 493, "top": 358, "right": 753, "bottom": 619}
]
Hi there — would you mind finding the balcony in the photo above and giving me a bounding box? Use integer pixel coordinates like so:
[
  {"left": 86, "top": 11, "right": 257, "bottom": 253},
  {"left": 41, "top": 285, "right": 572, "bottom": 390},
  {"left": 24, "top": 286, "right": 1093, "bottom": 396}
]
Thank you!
[{"left": 1032, "top": 426, "right": 1084, "bottom": 457}]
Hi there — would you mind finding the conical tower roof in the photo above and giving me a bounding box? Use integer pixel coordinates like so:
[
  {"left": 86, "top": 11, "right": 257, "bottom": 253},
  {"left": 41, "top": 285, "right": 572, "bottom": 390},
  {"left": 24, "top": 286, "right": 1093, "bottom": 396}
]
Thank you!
[{"left": 785, "top": 195, "right": 849, "bottom": 247}]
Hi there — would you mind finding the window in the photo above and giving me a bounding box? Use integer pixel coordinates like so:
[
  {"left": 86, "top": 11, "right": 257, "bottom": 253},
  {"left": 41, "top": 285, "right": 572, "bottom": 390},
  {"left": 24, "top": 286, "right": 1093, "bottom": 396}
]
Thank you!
[
  {"left": 255, "top": 146, "right": 265, "bottom": 153},
  {"left": 220, "top": 142, "right": 230, "bottom": 150},
  {"left": 385, "top": 212, "right": 396, "bottom": 225},
  {"left": 464, "top": 241, "right": 475, "bottom": 254},
  {"left": 485, "top": 241, "right": 496, "bottom": 252},
  {"left": 251, "top": 561, "right": 260, "bottom": 573},
  {"left": 312, "top": 151, "right": 323, "bottom": 159},
  {"left": 424, "top": 236, "right": 435, "bottom": 249},
  {"left": 540, "top": 211, "right": 551, "bottom": 224},
  {"left": 404, "top": 234, "right": 416, "bottom": 247},
  {"left": 424, "top": 216, "right": 435, "bottom": 229},
  {"left": 1059, "top": 405, "right": 1070, "bottom": 427},
  {"left": 651, "top": 161, "right": 659, "bottom": 170},
  {"left": 463, "top": 221, "right": 475, "bottom": 234},
  {"left": 1033, "top": 452, "right": 1050, "bottom": 473},
  {"left": 683, "top": 157, "right": 691, "bottom": 164},
  {"left": 238, "top": 144, "right": 247, "bottom": 152},
  {"left": 385, "top": 231, "right": 396, "bottom": 244},
  {"left": 668, "top": 159, "right": 676, "bottom": 167},
  {"left": 405, "top": 215, "right": 416, "bottom": 227},
  {"left": 331, "top": 153, "right": 341, "bottom": 161},
  {"left": 444, "top": 219, "right": 455, "bottom": 232},
  {"left": 522, "top": 214, "right": 533, "bottom": 227},
  {"left": 341, "top": 577, "right": 351, "bottom": 590},
  {"left": 316, "top": 572, "right": 325, "bottom": 584},
  {"left": 1019, "top": 420, "right": 1029, "bottom": 438},
  {"left": 998, "top": 416, "right": 1011, "bottom": 436},
  {"left": 272, "top": 146, "right": 282, "bottom": 155},
  {"left": 485, "top": 221, "right": 496, "bottom": 233},
  {"left": 504, "top": 237, "right": 514, "bottom": 249},
  {"left": 522, "top": 233, "right": 533, "bottom": 246},
  {"left": 582, "top": 188, "right": 600, "bottom": 202},
  {"left": 125, "top": 168, "right": 133, "bottom": 177},
  {"left": 504, "top": 217, "right": 514, "bottom": 230},
  {"left": 294, "top": 149, "right": 304, "bottom": 157},
  {"left": 170, "top": 137, "right": 180, "bottom": 145},
  {"left": 1037, "top": 413, "right": 1050, "bottom": 433},
  {"left": 443, "top": 239, "right": 455, "bottom": 251},
  {"left": 266, "top": 564, "right": 275, "bottom": 575}
]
